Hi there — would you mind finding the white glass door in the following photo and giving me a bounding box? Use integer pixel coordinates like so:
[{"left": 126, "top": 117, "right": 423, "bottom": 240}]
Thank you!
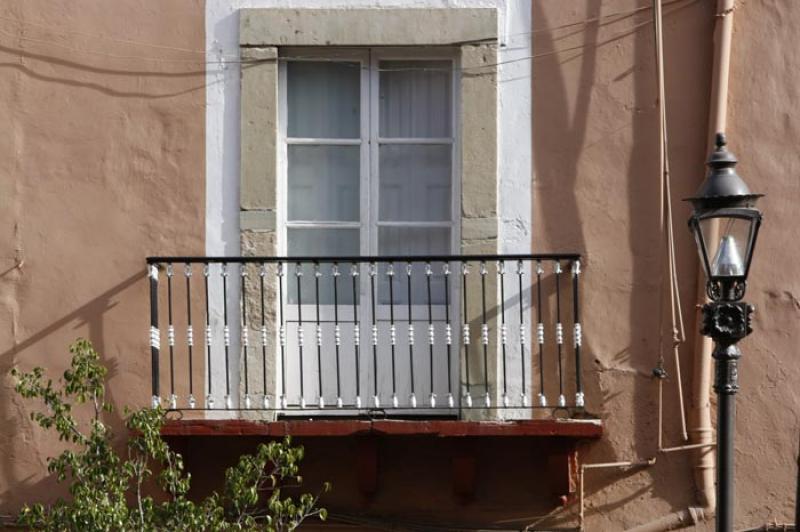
[{"left": 371, "top": 52, "right": 459, "bottom": 410}]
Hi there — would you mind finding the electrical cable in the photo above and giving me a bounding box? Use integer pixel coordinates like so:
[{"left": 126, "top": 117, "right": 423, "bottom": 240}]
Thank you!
[
  {"left": 0, "top": 0, "right": 701, "bottom": 73},
  {"left": 652, "top": 0, "right": 689, "bottom": 446}
]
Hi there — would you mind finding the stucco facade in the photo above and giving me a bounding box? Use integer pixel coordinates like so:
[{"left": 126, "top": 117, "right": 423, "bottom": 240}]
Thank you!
[
  {"left": 0, "top": 0, "right": 206, "bottom": 514},
  {"left": 1, "top": 0, "right": 798, "bottom": 530}
]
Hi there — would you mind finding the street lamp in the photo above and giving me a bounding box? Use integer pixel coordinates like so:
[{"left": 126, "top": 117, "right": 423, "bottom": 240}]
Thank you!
[{"left": 686, "top": 133, "right": 763, "bottom": 532}]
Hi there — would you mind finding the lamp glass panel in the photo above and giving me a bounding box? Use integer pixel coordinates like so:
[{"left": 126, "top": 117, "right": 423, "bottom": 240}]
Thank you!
[{"left": 698, "top": 216, "right": 753, "bottom": 278}]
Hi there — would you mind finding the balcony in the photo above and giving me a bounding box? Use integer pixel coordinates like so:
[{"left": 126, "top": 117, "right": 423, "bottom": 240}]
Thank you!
[
  {"left": 147, "top": 253, "right": 588, "bottom": 418},
  {"left": 148, "top": 253, "right": 600, "bottom": 505}
]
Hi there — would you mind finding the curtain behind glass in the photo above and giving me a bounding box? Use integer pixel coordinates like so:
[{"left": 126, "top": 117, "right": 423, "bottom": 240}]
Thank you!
[{"left": 379, "top": 60, "right": 452, "bottom": 138}]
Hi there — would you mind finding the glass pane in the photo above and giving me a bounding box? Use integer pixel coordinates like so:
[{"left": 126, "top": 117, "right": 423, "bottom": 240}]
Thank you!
[
  {"left": 287, "top": 61, "right": 360, "bottom": 138},
  {"left": 288, "top": 145, "right": 359, "bottom": 222},
  {"left": 379, "top": 145, "right": 451, "bottom": 222},
  {"left": 699, "top": 217, "right": 752, "bottom": 277},
  {"left": 379, "top": 60, "right": 452, "bottom": 138},
  {"left": 288, "top": 228, "right": 360, "bottom": 305},
  {"left": 378, "top": 227, "right": 450, "bottom": 305}
]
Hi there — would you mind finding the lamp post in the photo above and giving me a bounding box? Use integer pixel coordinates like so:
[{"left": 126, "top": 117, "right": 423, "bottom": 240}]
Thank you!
[{"left": 686, "top": 133, "right": 763, "bottom": 532}]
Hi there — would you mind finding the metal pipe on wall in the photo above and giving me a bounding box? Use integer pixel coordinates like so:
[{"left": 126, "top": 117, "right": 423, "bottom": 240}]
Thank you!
[
  {"left": 690, "top": 0, "right": 737, "bottom": 517},
  {"left": 625, "top": 0, "right": 736, "bottom": 529}
]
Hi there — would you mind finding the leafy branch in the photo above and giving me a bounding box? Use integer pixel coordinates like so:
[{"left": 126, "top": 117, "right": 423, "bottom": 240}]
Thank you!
[{"left": 12, "top": 339, "right": 329, "bottom": 531}]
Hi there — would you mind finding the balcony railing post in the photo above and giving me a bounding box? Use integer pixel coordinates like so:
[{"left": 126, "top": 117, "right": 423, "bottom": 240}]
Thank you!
[
  {"left": 240, "top": 265, "right": 250, "bottom": 409},
  {"left": 295, "top": 262, "right": 305, "bottom": 409},
  {"left": 259, "top": 262, "right": 269, "bottom": 409},
  {"left": 443, "top": 262, "right": 453, "bottom": 408},
  {"left": 277, "top": 262, "right": 286, "bottom": 409},
  {"left": 479, "top": 261, "right": 490, "bottom": 408},
  {"left": 536, "top": 261, "right": 546, "bottom": 407},
  {"left": 426, "top": 262, "right": 436, "bottom": 408},
  {"left": 555, "top": 261, "right": 565, "bottom": 408},
  {"left": 518, "top": 260, "right": 529, "bottom": 407},
  {"left": 332, "top": 263, "right": 342, "bottom": 408},
  {"left": 314, "top": 262, "right": 324, "bottom": 409},
  {"left": 148, "top": 263, "right": 160, "bottom": 408},
  {"left": 462, "top": 262, "right": 472, "bottom": 407},
  {"left": 185, "top": 263, "right": 195, "bottom": 409},
  {"left": 369, "top": 262, "right": 379, "bottom": 408},
  {"left": 498, "top": 260, "right": 508, "bottom": 408},
  {"left": 407, "top": 262, "right": 416, "bottom": 408},
  {"left": 572, "top": 260, "right": 584, "bottom": 408},
  {"left": 221, "top": 263, "right": 231, "bottom": 409},
  {"left": 387, "top": 263, "right": 398, "bottom": 408},
  {"left": 203, "top": 263, "right": 214, "bottom": 409},
  {"left": 351, "top": 263, "right": 361, "bottom": 409}
]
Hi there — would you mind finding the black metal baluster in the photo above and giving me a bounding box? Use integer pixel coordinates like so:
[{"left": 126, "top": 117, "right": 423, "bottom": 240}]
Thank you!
[
  {"left": 443, "top": 263, "right": 453, "bottom": 408},
  {"left": 572, "top": 260, "right": 584, "bottom": 408},
  {"left": 369, "top": 262, "right": 379, "bottom": 408},
  {"left": 260, "top": 263, "right": 269, "bottom": 409},
  {"left": 166, "top": 263, "right": 176, "bottom": 409},
  {"left": 555, "top": 261, "right": 565, "bottom": 408},
  {"left": 351, "top": 263, "right": 361, "bottom": 409},
  {"left": 185, "top": 263, "right": 195, "bottom": 409},
  {"left": 204, "top": 263, "right": 214, "bottom": 409},
  {"left": 296, "top": 262, "right": 305, "bottom": 409},
  {"left": 332, "top": 263, "right": 342, "bottom": 408},
  {"left": 222, "top": 263, "right": 231, "bottom": 409},
  {"left": 426, "top": 263, "right": 436, "bottom": 407},
  {"left": 388, "top": 263, "right": 398, "bottom": 407},
  {"left": 462, "top": 262, "right": 472, "bottom": 407},
  {"left": 499, "top": 260, "right": 508, "bottom": 408},
  {"left": 149, "top": 263, "right": 160, "bottom": 408},
  {"left": 278, "top": 262, "right": 287, "bottom": 409},
  {"left": 407, "top": 262, "right": 416, "bottom": 408},
  {"left": 314, "top": 263, "right": 324, "bottom": 408},
  {"left": 240, "top": 265, "right": 250, "bottom": 408},
  {"left": 517, "top": 260, "right": 528, "bottom": 407},
  {"left": 536, "top": 261, "right": 545, "bottom": 407},
  {"left": 480, "top": 261, "right": 490, "bottom": 407}
]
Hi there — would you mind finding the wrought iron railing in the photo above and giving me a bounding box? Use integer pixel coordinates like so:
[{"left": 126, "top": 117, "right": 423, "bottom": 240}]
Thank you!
[{"left": 147, "top": 254, "right": 584, "bottom": 416}]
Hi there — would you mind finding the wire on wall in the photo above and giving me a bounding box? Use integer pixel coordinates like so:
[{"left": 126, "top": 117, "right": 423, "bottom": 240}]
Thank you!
[{"left": 0, "top": 0, "right": 700, "bottom": 73}]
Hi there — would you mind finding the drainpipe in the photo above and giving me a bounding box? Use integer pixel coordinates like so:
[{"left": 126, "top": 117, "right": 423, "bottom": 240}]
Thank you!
[{"left": 626, "top": 1, "right": 735, "bottom": 530}]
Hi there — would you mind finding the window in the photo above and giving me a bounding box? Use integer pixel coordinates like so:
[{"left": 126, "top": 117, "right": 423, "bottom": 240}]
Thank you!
[{"left": 279, "top": 48, "right": 459, "bottom": 267}]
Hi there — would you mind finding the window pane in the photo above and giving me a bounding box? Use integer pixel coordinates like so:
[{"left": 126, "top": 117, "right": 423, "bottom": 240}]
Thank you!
[
  {"left": 288, "top": 145, "right": 359, "bottom": 222},
  {"left": 379, "top": 60, "right": 452, "bottom": 138},
  {"left": 379, "top": 144, "right": 451, "bottom": 222},
  {"left": 379, "top": 226, "right": 450, "bottom": 256},
  {"left": 287, "top": 61, "right": 360, "bottom": 138},
  {"left": 288, "top": 228, "right": 360, "bottom": 305}
]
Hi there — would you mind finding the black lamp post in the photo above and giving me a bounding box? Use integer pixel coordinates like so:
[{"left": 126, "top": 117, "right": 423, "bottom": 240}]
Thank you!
[{"left": 686, "top": 133, "right": 763, "bottom": 532}]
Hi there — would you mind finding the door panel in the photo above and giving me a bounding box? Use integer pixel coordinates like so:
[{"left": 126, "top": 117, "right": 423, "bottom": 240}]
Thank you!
[{"left": 281, "top": 50, "right": 458, "bottom": 414}]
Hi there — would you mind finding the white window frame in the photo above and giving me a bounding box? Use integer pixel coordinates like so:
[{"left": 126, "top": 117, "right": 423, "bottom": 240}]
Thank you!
[{"left": 276, "top": 47, "right": 461, "bottom": 259}]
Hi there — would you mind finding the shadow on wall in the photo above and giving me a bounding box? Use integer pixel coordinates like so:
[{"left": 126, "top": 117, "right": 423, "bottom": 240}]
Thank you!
[
  {"left": 532, "top": 2, "right": 629, "bottom": 523},
  {"left": 532, "top": 0, "right": 711, "bottom": 525},
  {"left": 0, "top": 36, "right": 208, "bottom": 99},
  {"left": 0, "top": 271, "right": 143, "bottom": 513}
]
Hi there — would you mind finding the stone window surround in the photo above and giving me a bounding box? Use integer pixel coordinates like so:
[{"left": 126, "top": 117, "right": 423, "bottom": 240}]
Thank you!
[
  {"left": 239, "top": 7, "right": 498, "bottom": 254},
  {"left": 238, "top": 7, "right": 510, "bottom": 413}
]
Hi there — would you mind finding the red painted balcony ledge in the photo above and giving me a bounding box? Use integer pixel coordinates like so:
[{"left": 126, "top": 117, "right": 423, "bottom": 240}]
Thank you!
[{"left": 161, "top": 418, "right": 603, "bottom": 439}]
